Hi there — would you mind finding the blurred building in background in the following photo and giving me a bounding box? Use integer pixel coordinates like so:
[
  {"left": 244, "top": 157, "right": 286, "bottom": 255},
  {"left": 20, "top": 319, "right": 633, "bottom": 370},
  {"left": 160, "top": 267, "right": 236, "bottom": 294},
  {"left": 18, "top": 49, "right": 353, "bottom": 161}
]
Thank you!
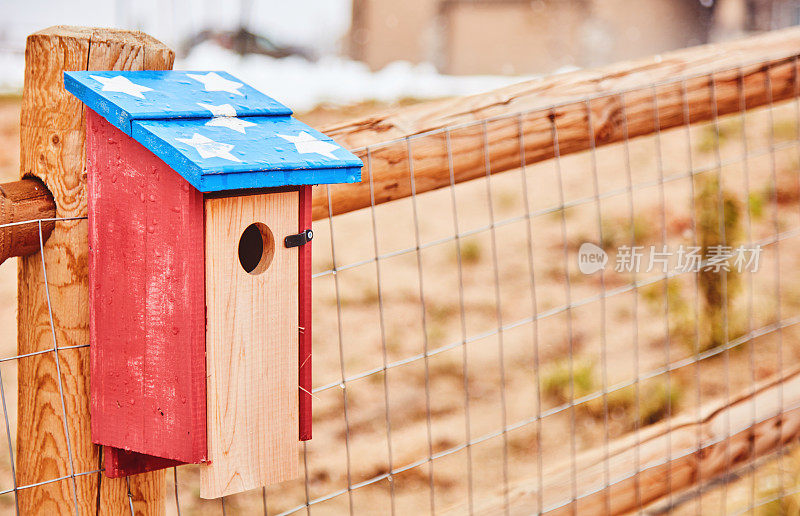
[{"left": 348, "top": 0, "right": 800, "bottom": 75}]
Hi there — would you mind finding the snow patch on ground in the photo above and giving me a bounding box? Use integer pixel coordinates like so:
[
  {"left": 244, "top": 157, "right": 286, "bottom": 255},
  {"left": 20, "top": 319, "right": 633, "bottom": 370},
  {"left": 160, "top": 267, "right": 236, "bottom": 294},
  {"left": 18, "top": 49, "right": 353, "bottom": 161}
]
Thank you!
[
  {"left": 0, "top": 42, "right": 533, "bottom": 111},
  {"left": 176, "top": 43, "right": 529, "bottom": 111},
  {"left": 0, "top": 53, "right": 25, "bottom": 94}
]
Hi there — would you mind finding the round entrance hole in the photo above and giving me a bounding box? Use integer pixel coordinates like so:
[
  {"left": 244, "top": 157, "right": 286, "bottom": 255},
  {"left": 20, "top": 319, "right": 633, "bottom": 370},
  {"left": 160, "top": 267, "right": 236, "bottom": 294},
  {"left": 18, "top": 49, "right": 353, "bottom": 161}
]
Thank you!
[{"left": 238, "top": 222, "right": 275, "bottom": 275}]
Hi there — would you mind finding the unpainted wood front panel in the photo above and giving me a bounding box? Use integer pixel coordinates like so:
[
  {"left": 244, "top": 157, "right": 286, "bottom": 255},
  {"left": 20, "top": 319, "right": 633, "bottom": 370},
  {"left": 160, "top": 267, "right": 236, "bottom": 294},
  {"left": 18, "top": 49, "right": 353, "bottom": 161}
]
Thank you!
[{"left": 202, "top": 191, "right": 299, "bottom": 498}]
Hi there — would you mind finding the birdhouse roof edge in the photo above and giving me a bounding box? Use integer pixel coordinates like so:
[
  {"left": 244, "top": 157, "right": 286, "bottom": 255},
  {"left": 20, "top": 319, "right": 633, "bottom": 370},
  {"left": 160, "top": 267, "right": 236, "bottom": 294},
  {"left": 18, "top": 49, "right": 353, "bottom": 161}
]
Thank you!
[{"left": 65, "top": 70, "right": 363, "bottom": 192}]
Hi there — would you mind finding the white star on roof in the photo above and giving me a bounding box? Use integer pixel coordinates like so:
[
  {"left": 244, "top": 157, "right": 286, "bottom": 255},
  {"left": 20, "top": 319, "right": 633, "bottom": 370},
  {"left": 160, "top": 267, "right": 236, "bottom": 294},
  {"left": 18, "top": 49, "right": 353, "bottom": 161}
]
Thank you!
[
  {"left": 188, "top": 72, "right": 244, "bottom": 96},
  {"left": 90, "top": 75, "right": 153, "bottom": 99},
  {"left": 277, "top": 131, "right": 339, "bottom": 160},
  {"left": 198, "top": 102, "right": 237, "bottom": 116},
  {"left": 206, "top": 117, "right": 256, "bottom": 134},
  {"left": 176, "top": 133, "right": 241, "bottom": 162},
  {"left": 197, "top": 103, "right": 255, "bottom": 134}
]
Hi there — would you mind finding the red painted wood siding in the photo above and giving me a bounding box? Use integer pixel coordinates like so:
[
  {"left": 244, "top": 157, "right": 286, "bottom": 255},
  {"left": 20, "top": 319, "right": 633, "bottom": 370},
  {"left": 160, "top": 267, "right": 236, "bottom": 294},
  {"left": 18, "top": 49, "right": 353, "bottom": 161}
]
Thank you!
[
  {"left": 87, "top": 109, "right": 207, "bottom": 469},
  {"left": 299, "top": 185, "right": 312, "bottom": 440}
]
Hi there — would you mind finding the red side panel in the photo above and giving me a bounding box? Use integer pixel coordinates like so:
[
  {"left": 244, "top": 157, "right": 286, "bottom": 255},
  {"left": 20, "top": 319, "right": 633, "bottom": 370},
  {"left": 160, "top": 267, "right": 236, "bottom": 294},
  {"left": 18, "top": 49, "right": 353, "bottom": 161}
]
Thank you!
[
  {"left": 87, "top": 109, "right": 207, "bottom": 472},
  {"left": 299, "top": 185, "right": 313, "bottom": 440}
]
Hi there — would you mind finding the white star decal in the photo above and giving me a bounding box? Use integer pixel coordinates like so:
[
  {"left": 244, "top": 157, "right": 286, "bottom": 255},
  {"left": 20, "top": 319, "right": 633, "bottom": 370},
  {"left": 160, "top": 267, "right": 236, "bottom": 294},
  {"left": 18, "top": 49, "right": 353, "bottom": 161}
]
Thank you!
[
  {"left": 176, "top": 133, "right": 241, "bottom": 162},
  {"left": 188, "top": 72, "right": 244, "bottom": 96},
  {"left": 90, "top": 75, "right": 153, "bottom": 99},
  {"left": 197, "top": 102, "right": 237, "bottom": 117},
  {"left": 277, "top": 131, "right": 340, "bottom": 159},
  {"left": 205, "top": 117, "right": 256, "bottom": 134},
  {"left": 197, "top": 103, "right": 255, "bottom": 134}
]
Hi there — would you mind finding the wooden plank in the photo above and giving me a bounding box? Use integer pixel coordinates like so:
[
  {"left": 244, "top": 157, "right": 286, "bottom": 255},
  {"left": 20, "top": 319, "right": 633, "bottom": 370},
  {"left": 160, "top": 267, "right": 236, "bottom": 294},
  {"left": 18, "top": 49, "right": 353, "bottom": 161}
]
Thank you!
[
  {"left": 87, "top": 109, "right": 206, "bottom": 464},
  {"left": 313, "top": 26, "right": 800, "bottom": 220},
  {"left": 202, "top": 191, "right": 299, "bottom": 498},
  {"left": 299, "top": 185, "right": 312, "bottom": 441},
  {"left": 466, "top": 368, "right": 800, "bottom": 515},
  {"left": 83, "top": 28, "right": 179, "bottom": 486},
  {"left": 18, "top": 26, "right": 172, "bottom": 514}
]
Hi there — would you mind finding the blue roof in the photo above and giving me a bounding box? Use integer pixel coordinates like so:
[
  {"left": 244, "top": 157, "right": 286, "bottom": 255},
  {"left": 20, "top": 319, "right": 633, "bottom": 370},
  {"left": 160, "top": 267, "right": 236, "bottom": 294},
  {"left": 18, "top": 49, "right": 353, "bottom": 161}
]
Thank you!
[{"left": 64, "top": 70, "right": 361, "bottom": 192}]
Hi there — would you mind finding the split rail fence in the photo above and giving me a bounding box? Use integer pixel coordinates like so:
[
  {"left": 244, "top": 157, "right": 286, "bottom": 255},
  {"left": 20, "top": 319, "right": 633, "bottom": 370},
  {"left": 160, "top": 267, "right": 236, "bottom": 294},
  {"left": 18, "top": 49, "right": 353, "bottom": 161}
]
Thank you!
[{"left": 4, "top": 25, "right": 800, "bottom": 515}]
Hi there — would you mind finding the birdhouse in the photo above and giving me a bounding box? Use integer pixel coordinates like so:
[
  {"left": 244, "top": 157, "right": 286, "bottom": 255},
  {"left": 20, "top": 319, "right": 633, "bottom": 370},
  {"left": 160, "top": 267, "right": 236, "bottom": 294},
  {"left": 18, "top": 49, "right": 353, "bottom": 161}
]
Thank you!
[{"left": 64, "top": 71, "right": 361, "bottom": 498}]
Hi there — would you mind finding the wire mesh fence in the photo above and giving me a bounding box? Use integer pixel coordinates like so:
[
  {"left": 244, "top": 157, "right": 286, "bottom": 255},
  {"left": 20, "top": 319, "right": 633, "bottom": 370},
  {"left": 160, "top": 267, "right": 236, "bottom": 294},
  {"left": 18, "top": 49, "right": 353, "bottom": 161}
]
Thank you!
[{"left": 3, "top": 54, "right": 800, "bottom": 515}]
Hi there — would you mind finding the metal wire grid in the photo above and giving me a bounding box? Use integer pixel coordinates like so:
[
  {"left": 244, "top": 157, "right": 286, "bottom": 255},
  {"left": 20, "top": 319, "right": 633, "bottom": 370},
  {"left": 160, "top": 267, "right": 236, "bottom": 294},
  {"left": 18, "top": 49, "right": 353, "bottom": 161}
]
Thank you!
[
  {"left": 225, "top": 56, "right": 800, "bottom": 514},
  {"left": 0, "top": 57, "right": 798, "bottom": 515}
]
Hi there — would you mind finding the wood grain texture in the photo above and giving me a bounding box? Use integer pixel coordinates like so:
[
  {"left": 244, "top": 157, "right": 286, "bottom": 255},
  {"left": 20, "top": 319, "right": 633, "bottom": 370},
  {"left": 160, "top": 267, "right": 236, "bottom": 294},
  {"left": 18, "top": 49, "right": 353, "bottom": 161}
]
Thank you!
[
  {"left": 467, "top": 368, "right": 800, "bottom": 515},
  {"left": 0, "top": 178, "right": 55, "bottom": 264},
  {"left": 18, "top": 26, "right": 172, "bottom": 515},
  {"left": 96, "top": 461, "right": 167, "bottom": 516},
  {"left": 299, "top": 185, "right": 312, "bottom": 441},
  {"left": 87, "top": 110, "right": 206, "bottom": 464},
  {"left": 202, "top": 192, "right": 299, "bottom": 498},
  {"left": 313, "top": 26, "right": 800, "bottom": 220}
]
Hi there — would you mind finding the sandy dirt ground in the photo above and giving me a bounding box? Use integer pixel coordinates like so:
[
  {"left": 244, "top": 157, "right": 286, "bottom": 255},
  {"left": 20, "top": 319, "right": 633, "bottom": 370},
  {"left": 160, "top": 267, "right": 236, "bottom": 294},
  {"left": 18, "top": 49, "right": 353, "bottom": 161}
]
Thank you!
[{"left": 1, "top": 95, "right": 800, "bottom": 515}]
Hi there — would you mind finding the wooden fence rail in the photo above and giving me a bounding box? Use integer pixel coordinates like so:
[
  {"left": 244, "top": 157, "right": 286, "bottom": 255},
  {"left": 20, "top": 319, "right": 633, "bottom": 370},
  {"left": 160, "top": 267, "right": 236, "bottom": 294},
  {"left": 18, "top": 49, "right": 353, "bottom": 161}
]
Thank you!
[
  {"left": 9, "top": 28, "right": 800, "bottom": 232},
  {"left": 472, "top": 368, "right": 800, "bottom": 515},
  {"left": 10, "top": 27, "right": 800, "bottom": 239},
  {"left": 315, "top": 26, "right": 800, "bottom": 220},
  {"left": 0, "top": 178, "right": 54, "bottom": 263}
]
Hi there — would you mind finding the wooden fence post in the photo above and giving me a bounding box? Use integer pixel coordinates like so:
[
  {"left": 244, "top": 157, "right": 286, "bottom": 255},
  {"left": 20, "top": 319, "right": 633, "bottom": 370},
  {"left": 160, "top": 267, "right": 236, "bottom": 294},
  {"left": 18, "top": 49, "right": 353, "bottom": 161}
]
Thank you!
[{"left": 17, "top": 26, "right": 174, "bottom": 515}]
